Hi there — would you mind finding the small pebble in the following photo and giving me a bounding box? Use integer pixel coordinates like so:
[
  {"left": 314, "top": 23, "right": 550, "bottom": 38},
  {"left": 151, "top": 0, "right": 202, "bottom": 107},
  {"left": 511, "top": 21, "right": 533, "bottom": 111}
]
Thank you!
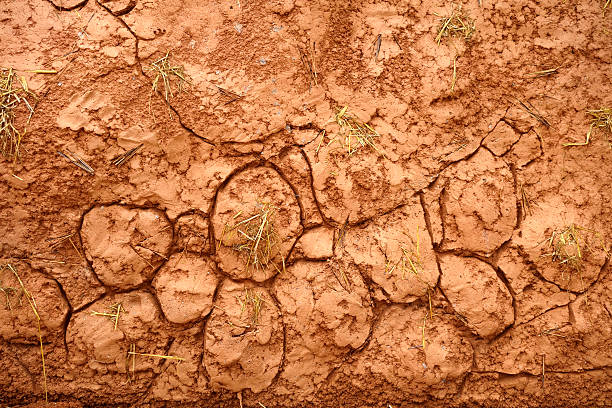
[
  {"left": 234, "top": 23, "right": 243, "bottom": 33},
  {"left": 259, "top": 58, "right": 267, "bottom": 65}
]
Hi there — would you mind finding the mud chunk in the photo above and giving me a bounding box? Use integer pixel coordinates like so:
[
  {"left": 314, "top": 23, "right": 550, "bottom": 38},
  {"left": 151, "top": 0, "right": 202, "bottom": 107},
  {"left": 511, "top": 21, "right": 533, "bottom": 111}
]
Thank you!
[
  {"left": 66, "top": 291, "right": 170, "bottom": 387},
  {"left": 269, "top": 146, "right": 323, "bottom": 227},
  {"left": 204, "top": 279, "right": 283, "bottom": 393},
  {"left": 148, "top": 326, "right": 209, "bottom": 402},
  {"left": 273, "top": 260, "right": 373, "bottom": 398},
  {"left": 81, "top": 205, "right": 173, "bottom": 289},
  {"left": 49, "top": 0, "right": 86, "bottom": 9},
  {"left": 308, "top": 144, "right": 411, "bottom": 224},
  {"left": 341, "top": 198, "right": 439, "bottom": 303},
  {"left": 152, "top": 254, "right": 218, "bottom": 324},
  {"left": 504, "top": 129, "right": 542, "bottom": 167},
  {"left": 513, "top": 204, "right": 606, "bottom": 292},
  {"left": 0, "top": 263, "right": 70, "bottom": 343},
  {"left": 474, "top": 307, "right": 574, "bottom": 374},
  {"left": 99, "top": 0, "right": 137, "bottom": 16},
  {"left": 322, "top": 304, "right": 473, "bottom": 400},
  {"left": 292, "top": 226, "right": 334, "bottom": 259},
  {"left": 439, "top": 255, "right": 514, "bottom": 338},
  {"left": 503, "top": 105, "right": 534, "bottom": 134},
  {"left": 483, "top": 121, "right": 520, "bottom": 156},
  {"left": 212, "top": 166, "right": 301, "bottom": 282},
  {"left": 424, "top": 148, "right": 517, "bottom": 255},
  {"left": 497, "top": 245, "right": 573, "bottom": 324},
  {"left": 175, "top": 212, "right": 210, "bottom": 255}
]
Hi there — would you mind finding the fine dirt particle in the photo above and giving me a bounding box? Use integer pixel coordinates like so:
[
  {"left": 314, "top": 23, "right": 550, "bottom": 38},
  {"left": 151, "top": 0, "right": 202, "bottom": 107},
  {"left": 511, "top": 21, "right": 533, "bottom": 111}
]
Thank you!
[
  {"left": 80, "top": 205, "right": 173, "bottom": 289},
  {"left": 212, "top": 166, "right": 301, "bottom": 282},
  {"left": 341, "top": 198, "right": 439, "bottom": 303},
  {"left": 439, "top": 254, "right": 514, "bottom": 338},
  {"left": 152, "top": 254, "right": 218, "bottom": 324},
  {"left": 272, "top": 260, "right": 373, "bottom": 399},
  {"left": 204, "top": 279, "right": 283, "bottom": 393}
]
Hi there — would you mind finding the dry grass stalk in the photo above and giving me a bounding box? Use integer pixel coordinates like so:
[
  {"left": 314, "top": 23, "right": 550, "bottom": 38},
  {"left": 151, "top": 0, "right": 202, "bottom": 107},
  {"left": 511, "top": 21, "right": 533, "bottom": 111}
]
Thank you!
[
  {"left": 215, "top": 85, "right": 243, "bottom": 105},
  {"left": 384, "top": 227, "right": 424, "bottom": 280},
  {"left": 334, "top": 106, "right": 385, "bottom": 157},
  {"left": 4, "top": 264, "right": 47, "bottom": 402},
  {"left": 510, "top": 96, "right": 551, "bottom": 127},
  {"left": 542, "top": 224, "right": 604, "bottom": 291},
  {"left": 298, "top": 41, "right": 318, "bottom": 87},
  {"left": 111, "top": 143, "right": 143, "bottom": 166},
  {"left": 525, "top": 66, "right": 560, "bottom": 78},
  {"left": 236, "top": 288, "right": 266, "bottom": 327},
  {"left": 604, "top": 0, "right": 611, "bottom": 15},
  {"left": 90, "top": 303, "right": 123, "bottom": 330},
  {"left": 564, "top": 108, "right": 611, "bottom": 147},
  {"left": 372, "top": 34, "right": 382, "bottom": 59},
  {"left": 450, "top": 55, "right": 458, "bottom": 92},
  {"left": 57, "top": 149, "right": 94, "bottom": 174},
  {"left": 146, "top": 51, "right": 188, "bottom": 104},
  {"left": 519, "top": 184, "right": 534, "bottom": 219},
  {"left": 220, "top": 203, "right": 280, "bottom": 273},
  {"left": 0, "top": 276, "right": 20, "bottom": 310},
  {"left": 1, "top": 68, "right": 35, "bottom": 162},
  {"left": 47, "top": 232, "right": 83, "bottom": 260},
  {"left": 435, "top": 5, "right": 476, "bottom": 45}
]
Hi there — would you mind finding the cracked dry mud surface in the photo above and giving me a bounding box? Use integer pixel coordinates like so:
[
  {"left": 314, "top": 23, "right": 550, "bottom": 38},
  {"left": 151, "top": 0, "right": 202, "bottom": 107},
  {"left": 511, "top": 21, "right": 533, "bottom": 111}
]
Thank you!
[{"left": 0, "top": 0, "right": 611, "bottom": 407}]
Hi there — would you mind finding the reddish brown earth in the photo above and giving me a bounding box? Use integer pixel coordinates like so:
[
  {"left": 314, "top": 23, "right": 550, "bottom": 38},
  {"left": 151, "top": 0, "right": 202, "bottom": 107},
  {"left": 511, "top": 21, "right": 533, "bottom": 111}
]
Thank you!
[{"left": 1, "top": 0, "right": 611, "bottom": 407}]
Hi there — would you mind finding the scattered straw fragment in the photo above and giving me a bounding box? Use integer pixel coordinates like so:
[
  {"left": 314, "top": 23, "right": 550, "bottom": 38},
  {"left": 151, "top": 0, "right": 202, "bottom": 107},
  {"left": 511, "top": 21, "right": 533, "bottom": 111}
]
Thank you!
[
  {"left": 519, "top": 184, "right": 534, "bottom": 220},
  {"left": 604, "top": 0, "right": 611, "bottom": 16},
  {"left": 58, "top": 149, "right": 94, "bottom": 174},
  {"left": 1, "top": 68, "right": 36, "bottom": 162},
  {"left": 298, "top": 40, "right": 318, "bottom": 87},
  {"left": 111, "top": 143, "right": 143, "bottom": 166},
  {"left": 565, "top": 108, "right": 611, "bottom": 147},
  {"left": 5, "top": 264, "right": 47, "bottom": 402},
  {"left": 541, "top": 224, "right": 608, "bottom": 291},
  {"left": 220, "top": 203, "right": 280, "bottom": 273},
  {"left": 236, "top": 288, "right": 266, "bottom": 327},
  {"left": 334, "top": 106, "right": 385, "bottom": 157},
  {"left": 90, "top": 303, "right": 124, "bottom": 330},
  {"left": 508, "top": 96, "right": 551, "bottom": 128},
  {"left": 25, "top": 69, "right": 57, "bottom": 74},
  {"left": 146, "top": 51, "right": 188, "bottom": 104},
  {"left": 215, "top": 85, "right": 243, "bottom": 105},
  {"left": 0, "top": 276, "right": 20, "bottom": 310},
  {"left": 450, "top": 55, "right": 458, "bottom": 92},
  {"left": 384, "top": 227, "right": 424, "bottom": 280},
  {"left": 372, "top": 34, "right": 382, "bottom": 59},
  {"left": 47, "top": 232, "right": 83, "bottom": 260},
  {"left": 435, "top": 5, "right": 475, "bottom": 45},
  {"left": 525, "top": 66, "right": 560, "bottom": 78}
]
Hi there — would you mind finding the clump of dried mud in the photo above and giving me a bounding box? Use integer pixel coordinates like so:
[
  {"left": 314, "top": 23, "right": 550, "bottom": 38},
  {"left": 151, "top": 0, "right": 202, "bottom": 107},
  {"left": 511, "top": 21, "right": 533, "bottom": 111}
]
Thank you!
[{"left": 1, "top": 0, "right": 611, "bottom": 407}]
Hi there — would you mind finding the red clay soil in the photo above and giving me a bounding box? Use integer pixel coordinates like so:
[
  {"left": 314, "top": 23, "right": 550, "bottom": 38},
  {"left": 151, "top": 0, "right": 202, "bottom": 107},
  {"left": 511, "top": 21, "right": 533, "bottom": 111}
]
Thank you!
[{"left": 1, "top": 0, "right": 611, "bottom": 407}]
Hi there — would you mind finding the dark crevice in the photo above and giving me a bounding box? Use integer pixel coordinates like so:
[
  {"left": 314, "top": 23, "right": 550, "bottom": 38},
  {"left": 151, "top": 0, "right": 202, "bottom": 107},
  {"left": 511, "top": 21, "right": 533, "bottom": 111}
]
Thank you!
[{"left": 45, "top": 0, "right": 89, "bottom": 12}]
